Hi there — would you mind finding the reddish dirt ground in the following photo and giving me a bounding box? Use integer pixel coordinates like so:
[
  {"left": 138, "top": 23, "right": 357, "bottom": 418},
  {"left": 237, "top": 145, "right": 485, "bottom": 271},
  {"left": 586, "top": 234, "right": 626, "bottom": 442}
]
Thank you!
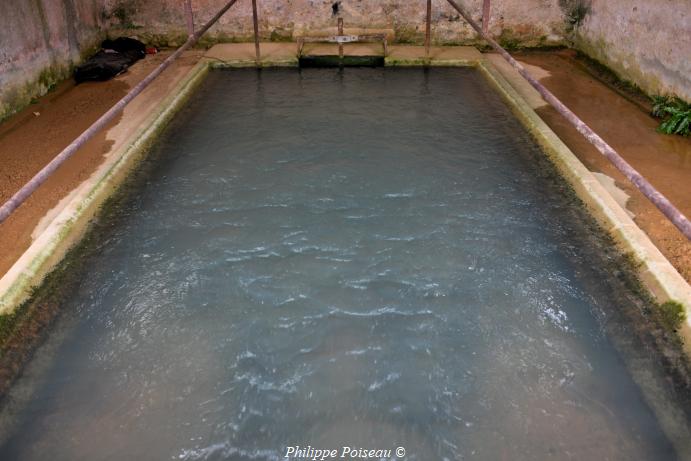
[
  {"left": 514, "top": 50, "right": 691, "bottom": 284},
  {"left": 0, "top": 52, "right": 203, "bottom": 277},
  {"left": 0, "top": 80, "right": 127, "bottom": 276}
]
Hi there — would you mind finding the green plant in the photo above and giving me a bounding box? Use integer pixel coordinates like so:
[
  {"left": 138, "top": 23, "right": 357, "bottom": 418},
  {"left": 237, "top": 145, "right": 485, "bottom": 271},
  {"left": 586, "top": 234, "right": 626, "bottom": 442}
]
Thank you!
[
  {"left": 498, "top": 36, "right": 521, "bottom": 51},
  {"left": 659, "top": 301, "right": 686, "bottom": 332},
  {"left": 651, "top": 95, "right": 669, "bottom": 117},
  {"left": 497, "top": 29, "right": 522, "bottom": 51},
  {"left": 651, "top": 96, "right": 691, "bottom": 136}
]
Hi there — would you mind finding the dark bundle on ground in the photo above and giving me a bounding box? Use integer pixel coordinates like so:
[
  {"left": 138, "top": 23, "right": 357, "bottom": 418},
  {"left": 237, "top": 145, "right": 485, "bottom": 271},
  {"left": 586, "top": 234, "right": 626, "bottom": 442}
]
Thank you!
[
  {"left": 102, "top": 37, "right": 146, "bottom": 61},
  {"left": 74, "top": 37, "right": 146, "bottom": 84}
]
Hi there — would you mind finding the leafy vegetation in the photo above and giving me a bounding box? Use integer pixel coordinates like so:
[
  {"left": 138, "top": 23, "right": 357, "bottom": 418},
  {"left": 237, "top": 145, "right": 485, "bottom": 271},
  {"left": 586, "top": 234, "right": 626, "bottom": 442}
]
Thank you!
[{"left": 651, "top": 96, "right": 691, "bottom": 136}]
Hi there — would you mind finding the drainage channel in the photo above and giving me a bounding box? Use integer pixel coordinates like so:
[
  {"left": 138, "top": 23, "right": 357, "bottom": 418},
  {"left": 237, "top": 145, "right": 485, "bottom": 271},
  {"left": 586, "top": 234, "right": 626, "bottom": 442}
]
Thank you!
[{"left": 299, "top": 55, "right": 385, "bottom": 67}]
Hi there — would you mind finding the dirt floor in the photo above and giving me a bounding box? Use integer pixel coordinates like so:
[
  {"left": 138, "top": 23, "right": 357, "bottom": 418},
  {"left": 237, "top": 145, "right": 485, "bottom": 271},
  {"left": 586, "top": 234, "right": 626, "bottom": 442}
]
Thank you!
[
  {"left": 511, "top": 50, "right": 691, "bottom": 284},
  {"left": 0, "top": 51, "right": 202, "bottom": 277}
]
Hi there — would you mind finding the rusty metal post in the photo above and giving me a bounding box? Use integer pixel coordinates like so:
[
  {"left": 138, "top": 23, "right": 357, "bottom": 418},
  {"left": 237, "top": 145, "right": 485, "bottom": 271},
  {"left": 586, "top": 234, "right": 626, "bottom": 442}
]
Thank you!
[
  {"left": 443, "top": 0, "right": 691, "bottom": 241},
  {"left": 184, "top": 0, "right": 195, "bottom": 37},
  {"left": 425, "top": 0, "right": 432, "bottom": 57},
  {"left": 0, "top": 0, "right": 241, "bottom": 225},
  {"left": 338, "top": 17, "right": 344, "bottom": 60},
  {"left": 251, "top": 0, "right": 261, "bottom": 64},
  {"left": 482, "top": 0, "right": 490, "bottom": 35}
]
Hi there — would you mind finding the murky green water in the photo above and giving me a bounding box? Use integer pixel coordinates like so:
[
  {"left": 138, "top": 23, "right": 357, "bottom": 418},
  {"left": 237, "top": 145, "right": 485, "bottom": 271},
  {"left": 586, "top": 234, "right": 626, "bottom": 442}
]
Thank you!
[{"left": 0, "top": 68, "right": 681, "bottom": 460}]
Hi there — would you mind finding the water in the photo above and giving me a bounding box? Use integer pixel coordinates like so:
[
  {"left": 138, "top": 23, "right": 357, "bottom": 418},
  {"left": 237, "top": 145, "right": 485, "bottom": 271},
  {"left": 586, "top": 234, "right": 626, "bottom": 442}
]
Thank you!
[{"left": 0, "top": 68, "right": 680, "bottom": 460}]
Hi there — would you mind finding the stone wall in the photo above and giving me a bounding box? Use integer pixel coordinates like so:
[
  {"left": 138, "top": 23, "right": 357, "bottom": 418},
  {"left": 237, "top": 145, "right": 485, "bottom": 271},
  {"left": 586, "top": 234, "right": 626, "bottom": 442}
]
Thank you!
[
  {"left": 104, "top": 0, "right": 568, "bottom": 47},
  {"left": 0, "top": 0, "right": 572, "bottom": 121},
  {"left": 4, "top": 0, "right": 688, "bottom": 123},
  {"left": 0, "top": 0, "right": 107, "bottom": 121},
  {"left": 573, "top": 0, "right": 691, "bottom": 101}
]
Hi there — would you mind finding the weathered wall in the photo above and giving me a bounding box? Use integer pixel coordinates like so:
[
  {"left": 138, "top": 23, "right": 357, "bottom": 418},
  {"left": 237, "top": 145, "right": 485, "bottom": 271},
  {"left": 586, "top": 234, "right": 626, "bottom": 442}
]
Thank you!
[
  {"left": 5, "top": 0, "right": 688, "bottom": 123},
  {"left": 573, "top": 0, "right": 691, "bottom": 101},
  {"left": 104, "top": 0, "right": 568, "bottom": 47},
  {"left": 0, "top": 0, "right": 106, "bottom": 121}
]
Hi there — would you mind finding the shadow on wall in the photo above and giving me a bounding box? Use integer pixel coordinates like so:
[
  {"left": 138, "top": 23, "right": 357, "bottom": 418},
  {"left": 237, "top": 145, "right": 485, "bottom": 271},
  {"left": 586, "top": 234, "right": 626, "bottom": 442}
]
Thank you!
[{"left": 558, "top": 0, "right": 591, "bottom": 32}]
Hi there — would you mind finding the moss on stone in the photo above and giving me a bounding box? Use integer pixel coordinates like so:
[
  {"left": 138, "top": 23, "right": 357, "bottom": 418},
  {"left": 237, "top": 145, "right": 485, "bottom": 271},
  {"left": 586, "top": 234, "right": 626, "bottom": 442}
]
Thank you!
[
  {"left": 570, "top": 47, "right": 653, "bottom": 111},
  {"left": 0, "top": 63, "right": 71, "bottom": 123},
  {"left": 393, "top": 25, "right": 424, "bottom": 45},
  {"left": 0, "top": 29, "right": 103, "bottom": 123},
  {"left": 571, "top": 33, "right": 680, "bottom": 105},
  {"left": 109, "top": 0, "right": 138, "bottom": 29},
  {"left": 270, "top": 28, "right": 294, "bottom": 42},
  {"left": 660, "top": 301, "right": 687, "bottom": 333},
  {"left": 497, "top": 29, "right": 523, "bottom": 51}
]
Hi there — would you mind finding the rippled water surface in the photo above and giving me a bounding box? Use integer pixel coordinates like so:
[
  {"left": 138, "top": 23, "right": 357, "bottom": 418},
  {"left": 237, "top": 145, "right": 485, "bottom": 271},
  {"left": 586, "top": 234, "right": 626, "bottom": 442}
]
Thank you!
[{"left": 0, "top": 69, "right": 678, "bottom": 460}]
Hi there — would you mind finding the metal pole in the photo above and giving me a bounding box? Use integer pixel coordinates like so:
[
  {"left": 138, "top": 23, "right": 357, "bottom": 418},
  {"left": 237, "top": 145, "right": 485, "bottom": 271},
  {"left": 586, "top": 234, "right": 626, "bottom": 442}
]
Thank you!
[
  {"left": 251, "top": 0, "right": 261, "bottom": 64},
  {"left": 184, "top": 0, "right": 195, "bottom": 37},
  {"left": 482, "top": 0, "right": 490, "bottom": 35},
  {"left": 0, "top": 0, "right": 241, "bottom": 225},
  {"left": 338, "top": 17, "right": 344, "bottom": 61},
  {"left": 444, "top": 0, "right": 691, "bottom": 241},
  {"left": 425, "top": 0, "right": 432, "bottom": 57}
]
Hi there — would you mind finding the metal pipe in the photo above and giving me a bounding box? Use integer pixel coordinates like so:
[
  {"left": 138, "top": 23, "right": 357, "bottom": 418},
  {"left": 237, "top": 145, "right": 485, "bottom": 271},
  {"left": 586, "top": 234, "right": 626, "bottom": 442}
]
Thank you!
[
  {"left": 184, "top": 0, "right": 195, "bottom": 37},
  {"left": 0, "top": 0, "right": 240, "bottom": 225},
  {"left": 251, "top": 0, "right": 261, "bottom": 64},
  {"left": 482, "top": 0, "right": 490, "bottom": 35},
  {"left": 425, "top": 0, "right": 432, "bottom": 57},
  {"left": 338, "top": 17, "right": 344, "bottom": 61},
  {"left": 445, "top": 0, "right": 691, "bottom": 241}
]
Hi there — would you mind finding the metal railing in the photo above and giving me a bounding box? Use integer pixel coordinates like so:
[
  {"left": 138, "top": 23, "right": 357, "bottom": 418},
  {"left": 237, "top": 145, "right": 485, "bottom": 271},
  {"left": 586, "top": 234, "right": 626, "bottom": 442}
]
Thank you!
[
  {"left": 1, "top": 0, "right": 689, "bottom": 243},
  {"left": 0, "top": 0, "right": 241, "bottom": 225},
  {"left": 440, "top": 0, "right": 691, "bottom": 241}
]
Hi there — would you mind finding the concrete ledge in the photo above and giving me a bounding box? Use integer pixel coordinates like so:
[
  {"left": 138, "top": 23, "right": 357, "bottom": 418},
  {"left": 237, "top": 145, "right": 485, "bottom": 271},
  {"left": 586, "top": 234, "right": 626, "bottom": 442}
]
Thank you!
[
  {"left": 0, "top": 60, "right": 209, "bottom": 315},
  {"left": 204, "top": 43, "right": 298, "bottom": 67},
  {"left": 301, "top": 43, "right": 386, "bottom": 57},
  {"left": 204, "top": 43, "right": 483, "bottom": 68},
  {"left": 386, "top": 45, "right": 482, "bottom": 66},
  {"left": 477, "top": 58, "right": 691, "bottom": 351}
]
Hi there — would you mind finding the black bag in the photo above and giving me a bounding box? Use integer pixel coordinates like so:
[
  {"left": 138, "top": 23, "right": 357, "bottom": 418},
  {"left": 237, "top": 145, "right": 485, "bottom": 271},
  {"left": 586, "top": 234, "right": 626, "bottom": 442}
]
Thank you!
[
  {"left": 74, "top": 38, "right": 146, "bottom": 83},
  {"left": 101, "top": 37, "right": 146, "bottom": 61}
]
